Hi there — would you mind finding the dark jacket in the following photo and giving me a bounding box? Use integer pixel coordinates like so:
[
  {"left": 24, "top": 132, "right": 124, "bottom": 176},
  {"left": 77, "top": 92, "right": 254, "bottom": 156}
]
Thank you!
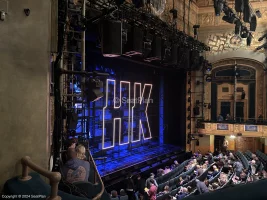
[{"left": 135, "top": 178, "right": 146, "bottom": 194}]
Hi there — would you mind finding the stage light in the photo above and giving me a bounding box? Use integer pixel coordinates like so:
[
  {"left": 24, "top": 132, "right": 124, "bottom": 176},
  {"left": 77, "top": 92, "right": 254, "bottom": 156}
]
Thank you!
[
  {"left": 213, "top": 0, "right": 224, "bottom": 16},
  {"left": 102, "top": 79, "right": 116, "bottom": 150},
  {"left": 206, "top": 75, "right": 212, "bottom": 82},
  {"left": 119, "top": 81, "right": 131, "bottom": 146},
  {"left": 256, "top": 43, "right": 267, "bottom": 50},
  {"left": 247, "top": 32, "right": 253, "bottom": 46},
  {"left": 87, "top": 78, "right": 104, "bottom": 102},
  {"left": 255, "top": 10, "right": 262, "bottom": 18},
  {"left": 258, "top": 33, "right": 267, "bottom": 42},
  {"left": 206, "top": 63, "right": 212, "bottom": 71},
  {"left": 131, "top": 82, "right": 141, "bottom": 143},
  {"left": 235, "top": 20, "right": 242, "bottom": 35},
  {"left": 140, "top": 84, "right": 153, "bottom": 140},
  {"left": 131, "top": 83, "right": 153, "bottom": 142}
]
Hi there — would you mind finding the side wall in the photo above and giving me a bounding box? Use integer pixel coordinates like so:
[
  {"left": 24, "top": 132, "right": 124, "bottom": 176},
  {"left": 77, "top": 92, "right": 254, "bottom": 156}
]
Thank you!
[{"left": 0, "top": 0, "right": 51, "bottom": 190}]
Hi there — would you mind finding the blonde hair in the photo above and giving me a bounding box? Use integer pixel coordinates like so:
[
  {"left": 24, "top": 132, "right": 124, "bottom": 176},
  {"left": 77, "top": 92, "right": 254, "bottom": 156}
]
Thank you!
[{"left": 76, "top": 144, "right": 86, "bottom": 160}]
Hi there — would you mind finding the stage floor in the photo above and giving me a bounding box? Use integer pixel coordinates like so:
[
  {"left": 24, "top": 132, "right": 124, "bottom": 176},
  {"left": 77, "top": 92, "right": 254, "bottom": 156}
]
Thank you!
[{"left": 93, "top": 142, "right": 181, "bottom": 176}]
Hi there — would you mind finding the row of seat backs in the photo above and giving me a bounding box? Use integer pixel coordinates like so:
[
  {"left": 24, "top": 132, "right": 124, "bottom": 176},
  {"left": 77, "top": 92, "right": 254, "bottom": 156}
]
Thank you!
[
  {"left": 236, "top": 151, "right": 249, "bottom": 170},
  {"left": 155, "top": 159, "right": 190, "bottom": 184},
  {"left": 256, "top": 150, "right": 267, "bottom": 164},
  {"left": 157, "top": 165, "right": 195, "bottom": 192},
  {"left": 208, "top": 167, "right": 223, "bottom": 185},
  {"left": 157, "top": 163, "right": 215, "bottom": 200}
]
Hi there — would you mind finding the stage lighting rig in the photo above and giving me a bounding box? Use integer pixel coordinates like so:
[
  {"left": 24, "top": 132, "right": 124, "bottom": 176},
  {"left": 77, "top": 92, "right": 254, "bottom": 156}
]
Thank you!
[
  {"left": 84, "top": 78, "right": 104, "bottom": 102},
  {"left": 213, "top": 0, "right": 225, "bottom": 16},
  {"left": 256, "top": 43, "right": 267, "bottom": 51},
  {"left": 258, "top": 33, "right": 267, "bottom": 42},
  {"left": 234, "top": 20, "right": 242, "bottom": 35},
  {"left": 247, "top": 32, "right": 253, "bottom": 46}
]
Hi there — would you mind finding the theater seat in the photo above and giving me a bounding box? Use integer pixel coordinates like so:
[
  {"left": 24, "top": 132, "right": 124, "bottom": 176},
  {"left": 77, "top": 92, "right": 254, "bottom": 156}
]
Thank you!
[{"left": 3, "top": 172, "right": 88, "bottom": 200}]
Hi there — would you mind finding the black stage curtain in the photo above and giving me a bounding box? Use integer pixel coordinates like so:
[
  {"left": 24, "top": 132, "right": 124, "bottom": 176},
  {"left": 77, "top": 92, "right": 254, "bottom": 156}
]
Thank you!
[{"left": 163, "top": 70, "right": 186, "bottom": 149}]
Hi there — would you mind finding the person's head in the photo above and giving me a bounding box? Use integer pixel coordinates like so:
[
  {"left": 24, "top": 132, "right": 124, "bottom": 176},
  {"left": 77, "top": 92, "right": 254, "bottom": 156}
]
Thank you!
[
  {"left": 164, "top": 185, "right": 169, "bottom": 192},
  {"left": 174, "top": 160, "right": 179, "bottom": 165},
  {"left": 179, "top": 176, "right": 183, "bottom": 181},
  {"left": 181, "top": 187, "right": 188, "bottom": 194},
  {"left": 76, "top": 144, "right": 86, "bottom": 160},
  {"left": 251, "top": 160, "right": 256, "bottom": 165},
  {"left": 187, "top": 186, "right": 192, "bottom": 193},
  {"left": 150, "top": 173, "right": 155, "bottom": 178},
  {"left": 120, "top": 189, "right": 126, "bottom": 196},
  {"left": 111, "top": 190, "right": 118, "bottom": 197},
  {"left": 213, "top": 165, "right": 217, "bottom": 170},
  {"left": 137, "top": 174, "right": 141, "bottom": 180}
]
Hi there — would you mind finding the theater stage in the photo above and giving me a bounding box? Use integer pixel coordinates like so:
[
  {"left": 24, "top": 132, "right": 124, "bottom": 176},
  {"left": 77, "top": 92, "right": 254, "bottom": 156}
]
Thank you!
[{"left": 92, "top": 141, "right": 182, "bottom": 177}]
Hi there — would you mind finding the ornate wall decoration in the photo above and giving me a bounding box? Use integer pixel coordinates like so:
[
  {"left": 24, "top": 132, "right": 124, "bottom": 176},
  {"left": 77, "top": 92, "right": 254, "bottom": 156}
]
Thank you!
[
  {"left": 150, "top": 0, "right": 166, "bottom": 16},
  {"left": 205, "top": 31, "right": 267, "bottom": 54}
]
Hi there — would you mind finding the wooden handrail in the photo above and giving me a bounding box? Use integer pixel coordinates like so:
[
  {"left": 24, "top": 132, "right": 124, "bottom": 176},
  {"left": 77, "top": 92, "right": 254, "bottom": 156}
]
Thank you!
[
  {"left": 19, "top": 156, "right": 61, "bottom": 200},
  {"left": 87, "top": 150, "right": 105, "bottom": 200}
]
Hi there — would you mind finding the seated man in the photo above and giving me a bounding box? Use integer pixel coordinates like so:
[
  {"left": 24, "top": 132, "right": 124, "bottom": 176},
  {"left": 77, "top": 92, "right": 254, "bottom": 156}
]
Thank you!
[{"left": 62, "top": 143, "right": 90, "bottom": 183}]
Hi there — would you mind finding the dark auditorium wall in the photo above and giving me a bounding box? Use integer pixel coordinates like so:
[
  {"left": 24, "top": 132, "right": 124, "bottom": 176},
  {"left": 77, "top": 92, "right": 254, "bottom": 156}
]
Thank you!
[
  {"left": 163, "top": 70, "right": 187, "bottom": 149},
  {"left": 0, "top": 0, "right": 52, "bottom": 190}
]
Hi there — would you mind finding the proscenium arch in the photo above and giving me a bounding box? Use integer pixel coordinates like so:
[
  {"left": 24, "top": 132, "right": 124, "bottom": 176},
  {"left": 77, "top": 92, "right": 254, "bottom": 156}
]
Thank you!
[{"left": 206, "top": 57, "right": 266, "bottom": 119}]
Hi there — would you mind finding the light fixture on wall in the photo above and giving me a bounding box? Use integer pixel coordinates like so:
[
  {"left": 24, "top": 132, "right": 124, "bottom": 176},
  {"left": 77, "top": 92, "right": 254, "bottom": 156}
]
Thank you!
[
  {"left": 230, "top": 135, "right": 236, "bottom": 139},
  {"left": 206, "top": 75, "right": 212, "bottom": 82}
]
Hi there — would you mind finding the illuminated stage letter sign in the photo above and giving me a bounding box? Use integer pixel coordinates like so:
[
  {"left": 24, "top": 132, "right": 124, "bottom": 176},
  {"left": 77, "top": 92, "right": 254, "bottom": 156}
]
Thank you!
[{"left": 102, "top": 79, "right": 153, "bottom": 149}]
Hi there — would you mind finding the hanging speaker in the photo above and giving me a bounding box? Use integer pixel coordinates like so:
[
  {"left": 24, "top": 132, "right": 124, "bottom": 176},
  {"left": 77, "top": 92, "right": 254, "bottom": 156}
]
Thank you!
[
  {"left": 243, "top": 5, "right": 251, "bottom": 23},
  {"left": 250, "top": 15, "right": 257, "bottom": 31},
  {"left": 101, "top": 20, "right": 122, "bottom": 57},
  {"left": 235, "top": 0, "right": 244, "bottom": 12}
]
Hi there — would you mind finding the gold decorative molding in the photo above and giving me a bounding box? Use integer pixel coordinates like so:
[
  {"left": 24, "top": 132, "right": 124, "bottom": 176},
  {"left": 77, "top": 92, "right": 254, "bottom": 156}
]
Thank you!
[{"left": 199, "top": 122, "right": 267, "bottom": 137}]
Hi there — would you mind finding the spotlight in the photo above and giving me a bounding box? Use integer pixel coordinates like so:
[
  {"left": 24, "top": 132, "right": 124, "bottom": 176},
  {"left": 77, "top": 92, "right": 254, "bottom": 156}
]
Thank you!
[
  {"left": 206, "top": 63, "right": 212, "bottom": 71},
  {"left": 235, "top": 20, "right": 241, "bottom": 35},
  {"left": 241, "top": 26, "right": 248, "bottom": 38},
  {"left": 86, "top": 78, "right": 104, "bottom": 102},
  {"left": 255, "top": 10, "right": 262, "bottom": 18},
  {"left": 206, "top": 75, "right": 212, "bottom": 82},
  {"left": 256, "top": 43, "right": 267, "bottom": 51},
  {"left": 258, "top": 33, "right": 267, "bottom": 42},
  {"left": 247, "top": 32, "right": 253, "bottom": 46},
  {"left": 213, "top": 0, "right": 224, "bottom": 16},
  {"left": 222, "top": 15, "right": 237, "bottom": 24}
]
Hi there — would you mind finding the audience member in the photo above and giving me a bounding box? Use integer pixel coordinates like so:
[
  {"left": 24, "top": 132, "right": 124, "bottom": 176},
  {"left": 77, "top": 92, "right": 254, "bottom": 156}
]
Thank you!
[
  {"left": 62, "top": 144, "right": 90, "bottom": 183},
  {"left": 126, "top": 174, "right": 135, "bottom": 200},
  {"left": 120, "top": 189, "right": 129, "bottom": 200},
  {"left": 111, "top": 190, "right": 119, "bottom": 200},
  {"left": 196, "top": 179, "right": 209, "bottom": 194},
  {"left": 146, "top": 179, "right": 157, "bottom": 200},
  {"left": 146, "top": 173, "right": 158, "bottom": 188},
  {"left": 135, "top": 174, "right": 145, "bottom": 199}
]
